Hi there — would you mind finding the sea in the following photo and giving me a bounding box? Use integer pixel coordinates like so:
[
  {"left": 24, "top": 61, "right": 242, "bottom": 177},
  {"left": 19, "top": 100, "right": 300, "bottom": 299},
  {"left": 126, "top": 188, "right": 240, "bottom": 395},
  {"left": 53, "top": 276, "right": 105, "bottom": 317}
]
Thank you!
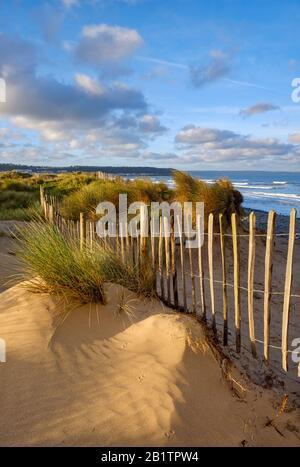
[{"left": 127, "top": 171, "right": 300, "bottom": 218}]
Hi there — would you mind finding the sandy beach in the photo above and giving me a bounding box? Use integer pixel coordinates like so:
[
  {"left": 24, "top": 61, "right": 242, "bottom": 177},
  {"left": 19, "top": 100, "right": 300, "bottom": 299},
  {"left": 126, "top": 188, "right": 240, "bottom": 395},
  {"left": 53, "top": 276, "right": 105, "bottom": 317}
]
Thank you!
[{"left": 0, "top": 221, "right": 299, "bottom": 447}]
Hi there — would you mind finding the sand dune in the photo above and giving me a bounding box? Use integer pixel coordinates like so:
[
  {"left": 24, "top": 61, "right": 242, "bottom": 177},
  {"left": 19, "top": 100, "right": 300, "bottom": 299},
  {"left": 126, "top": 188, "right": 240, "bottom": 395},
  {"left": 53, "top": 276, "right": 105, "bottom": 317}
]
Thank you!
[{"left": 0, "top": 281, "right": 299, "bottom": 447}]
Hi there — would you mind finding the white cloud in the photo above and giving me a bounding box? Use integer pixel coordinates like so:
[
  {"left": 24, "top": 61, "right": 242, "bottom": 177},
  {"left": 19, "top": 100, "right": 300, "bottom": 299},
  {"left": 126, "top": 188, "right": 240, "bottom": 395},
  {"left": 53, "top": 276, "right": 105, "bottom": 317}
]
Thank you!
[
  {"left": 75, "top": 73, "right": 106, "bottom": 96},
  {"left": 190, "top": 50, "right": 232, "bottom": 88},
  {"left": 61, "top": 0, "right": 80, "bottom": 8},
  {"left": 138, "top": 115, "right": 167, "bottom": 133},
  {"left": 288, "top": 133, "right": 300, "bottom": 143},
  {"left": 0, "top": 33, "right": 169, "bottom": 165},
  {"left": 176, "top": 125, "right": 237, "bottom": 144},
  {"left": 175, "top": 124, "right": 300, "bottom": 167},
  {"left": 240, "top": 102, "right": 280, "bottom": 118},
  {"left": 75, "top": 24, "right": 143, "bottom": 66}
]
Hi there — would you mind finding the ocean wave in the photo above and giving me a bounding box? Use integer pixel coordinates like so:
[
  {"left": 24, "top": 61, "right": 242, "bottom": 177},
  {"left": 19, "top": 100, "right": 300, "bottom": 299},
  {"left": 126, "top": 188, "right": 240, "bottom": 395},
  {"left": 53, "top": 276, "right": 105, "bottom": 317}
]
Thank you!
[
  {"left": 246, "top": 191, "right": 300, "bottom": 201},
  {"left": 235, "top": 184, "right": 273, "bottom": 190},
  {"left": 273, "top": 181, "right": 287, "bottom": 184}
]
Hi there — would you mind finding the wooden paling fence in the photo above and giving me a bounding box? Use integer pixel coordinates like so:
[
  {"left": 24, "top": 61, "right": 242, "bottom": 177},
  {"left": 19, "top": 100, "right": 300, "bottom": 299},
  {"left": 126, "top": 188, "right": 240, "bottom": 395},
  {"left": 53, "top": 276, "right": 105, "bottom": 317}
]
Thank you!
[{"left": 40, "top": 187, "right": 300, "bottom": 379}]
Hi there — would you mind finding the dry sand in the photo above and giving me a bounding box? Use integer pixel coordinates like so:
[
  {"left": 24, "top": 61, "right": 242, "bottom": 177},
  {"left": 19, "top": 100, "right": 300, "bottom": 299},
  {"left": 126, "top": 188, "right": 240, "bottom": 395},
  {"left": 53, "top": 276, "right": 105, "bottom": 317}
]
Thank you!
[{"left": 0, "top": 221, "right": 299, "bottom": 447}]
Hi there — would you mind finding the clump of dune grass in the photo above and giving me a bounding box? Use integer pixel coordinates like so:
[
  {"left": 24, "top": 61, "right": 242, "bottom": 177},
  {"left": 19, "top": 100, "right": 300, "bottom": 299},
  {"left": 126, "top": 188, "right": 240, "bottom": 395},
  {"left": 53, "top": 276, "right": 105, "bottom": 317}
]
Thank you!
[
  {"left": 98, "top": 244, "right": 157, "bottom": 299},
  {"left": 15, "top": 221, "right": 107, "bottom": 305},
  {"left": 60, "top": 178, "right": 171, "bottom": 220},
  {"left": 15, "top": 220, "right": 157, "bottom": 308},
  {"left": 172, "top": 170, "right": 243, "bottom": 228},
  {"left": 0, "top": 202, "right": 42, "bottom": 221}
]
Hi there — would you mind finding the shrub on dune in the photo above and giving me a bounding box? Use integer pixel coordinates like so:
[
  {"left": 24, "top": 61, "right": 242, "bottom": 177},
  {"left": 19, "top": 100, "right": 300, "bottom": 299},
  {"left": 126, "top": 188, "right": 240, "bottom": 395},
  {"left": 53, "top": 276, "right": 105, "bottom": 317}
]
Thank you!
[
  {"left": 60, "top": 178, "right": 170, "bottom": 220},
  {"left": 15, "top": 221, "right": 156, "bottom": 307},
  {"left": 98, "top": 244, "right": 156, "bottom": 299},
  {"left": 15, "top": 221, "right": 107, "bottom": 305},
  {"left": 172, "top": 170, "right": 243, "bottom": 227}
]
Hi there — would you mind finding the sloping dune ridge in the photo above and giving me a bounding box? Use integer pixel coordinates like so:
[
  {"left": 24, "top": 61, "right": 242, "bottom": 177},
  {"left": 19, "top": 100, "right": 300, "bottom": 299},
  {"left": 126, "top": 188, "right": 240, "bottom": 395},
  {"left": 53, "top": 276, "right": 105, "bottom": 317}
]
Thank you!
[{"left": 0, "top": 281, "right": 299, "bottom": 447}]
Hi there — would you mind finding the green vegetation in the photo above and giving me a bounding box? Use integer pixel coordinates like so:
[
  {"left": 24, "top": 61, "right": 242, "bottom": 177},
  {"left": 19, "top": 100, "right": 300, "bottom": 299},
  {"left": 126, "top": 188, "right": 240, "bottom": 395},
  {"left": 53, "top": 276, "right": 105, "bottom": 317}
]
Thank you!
[
  {"left": 0, "top": 169, "right": 243, "bottom": 224},
  {"left": 15, "top": 221, "right": 107, "bottom": 305},
  {"left": 0, "top": 171, "right": 98, "bottom": 220},
  {"left": 60, "top": 177, "right": 171, "bottom": 220},
  {"left": 172, "top": 170, "right": 243, "bottom": 227},
  {"left": 15, "top": 220, "right": 156, "bottom": 306}
]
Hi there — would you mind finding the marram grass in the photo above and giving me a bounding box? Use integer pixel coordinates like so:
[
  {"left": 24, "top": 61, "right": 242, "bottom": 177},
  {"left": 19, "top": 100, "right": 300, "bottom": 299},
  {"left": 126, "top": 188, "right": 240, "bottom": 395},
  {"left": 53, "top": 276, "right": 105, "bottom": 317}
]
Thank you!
[
  {"left": 15, "top": 220, "right": 156, "bottom": 308},
  {"left": 15, "top": 221, "right": 107, "bottom": 305}
]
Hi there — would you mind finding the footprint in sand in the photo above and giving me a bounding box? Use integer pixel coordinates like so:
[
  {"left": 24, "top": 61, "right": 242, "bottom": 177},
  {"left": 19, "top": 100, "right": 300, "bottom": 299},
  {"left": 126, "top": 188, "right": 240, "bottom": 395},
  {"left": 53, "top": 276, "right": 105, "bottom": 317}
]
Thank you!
[
  {"left": 138, "top": 374, "right": 145, "bottom": 383},
  {"left": 164, "top": 430, "right": 175, "bottom": 438}
]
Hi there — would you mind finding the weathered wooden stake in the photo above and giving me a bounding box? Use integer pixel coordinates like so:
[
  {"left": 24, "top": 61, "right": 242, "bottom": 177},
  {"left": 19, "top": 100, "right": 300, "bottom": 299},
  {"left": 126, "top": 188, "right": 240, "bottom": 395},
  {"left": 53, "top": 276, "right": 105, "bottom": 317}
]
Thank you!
[
  {"left": 208, "top": 213, "right": 216, "bottom": 333},
  {"left": 49, "top": 204, "right": 54, "bottom": 224},
  {"left": 120, "top": 222, "right": 125, "bottom": 263},
  {"left": 263, "top": 210, "right": 276, "bottom": 362},
  {"left": 80, "top": 212, "right": 86, "bottom": 251},
  {"left": 171, "top": 225, "right": 178, "bottom": 308},
  {"left": 282, "top": 208, "right": 297, "bottom": 372},
  {"left": 219, "top": 213, "right": 228, "bottom": 345},
  {"left": 163, "top": 216, "right": 171, "bottom": 305},
  {"left": 231, "top": 213, "right": 241, "bottom": 353},
  {"left": 247, "top": 212, "right": 257, "bottom": 357},
  {"left": 177, "top": 215, "right": 187, "bottom": 311},
  {"left": 196, "top": 214, "right": 205, "bottom": 322},
  {"left": 188, "top": 240, "right": 196, "bottom": 314},
  {"left": 158, "top": 217, "right": 164, "bottom": 300}
]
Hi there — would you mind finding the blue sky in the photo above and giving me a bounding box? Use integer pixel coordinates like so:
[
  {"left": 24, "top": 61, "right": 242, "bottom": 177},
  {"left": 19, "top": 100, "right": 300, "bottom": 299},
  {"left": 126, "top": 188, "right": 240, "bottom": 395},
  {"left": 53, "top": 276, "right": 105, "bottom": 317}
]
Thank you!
[{"left": 0, "top": 0, "right": 300, "bottom": 170}]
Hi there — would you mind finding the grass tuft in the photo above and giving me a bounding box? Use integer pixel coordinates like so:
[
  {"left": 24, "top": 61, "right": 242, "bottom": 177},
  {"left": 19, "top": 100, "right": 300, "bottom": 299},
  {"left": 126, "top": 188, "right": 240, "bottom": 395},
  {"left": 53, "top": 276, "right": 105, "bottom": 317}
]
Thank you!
[
  {"left": 15, "top": 221, "right": 107, "bottom": 305},
  {"left": 15, "top": 220, "right": 157, "bottom": 309}
]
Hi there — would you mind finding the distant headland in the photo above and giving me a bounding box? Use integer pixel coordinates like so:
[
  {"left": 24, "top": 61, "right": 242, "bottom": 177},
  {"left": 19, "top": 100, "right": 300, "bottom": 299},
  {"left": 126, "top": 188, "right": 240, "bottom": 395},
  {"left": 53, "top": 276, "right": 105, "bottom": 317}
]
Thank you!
[{"left": 0, "top": 163, "right": 173, "bottom": 176}]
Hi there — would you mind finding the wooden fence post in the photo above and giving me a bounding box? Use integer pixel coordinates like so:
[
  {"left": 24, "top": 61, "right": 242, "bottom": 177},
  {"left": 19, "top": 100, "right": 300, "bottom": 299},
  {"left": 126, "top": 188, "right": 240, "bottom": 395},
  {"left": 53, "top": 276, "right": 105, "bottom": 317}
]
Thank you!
[
  {"left": 282, "top": 208, "right": 297, "bottom": 372},
  {"left": 49, "top": 204, "right": 54, "bottom": 224},
  {"left": 197, "top": 214, "right": 205, "bottom": 322},
  {"left": 120, "top": 222, "right": 125, "bottom": 263},
  {"left": 40, "top": 186, "right": 45, "bottom": 212},
  {"left": 80, "top": 212, "right": 86, "bottom": 251},
  {"left": 140, "top": 205, "right": 148, "bottom": 259},
  {"left": 231, "top": 213, "right": 241, "bottom": 353},
  {"left": 264, "top": 210, "right": 276, "bottom": 362},
  {"left": 158, "top": 217, "right": 164, "bottom": 300},
  {"left": 188, "top": 240, "right": 196, "bottom": 314},
  {"left": 163, "top": 216, "right": 171, "bottom": 305},
  {"left": 90, "top": 221, "right": 95, "bottom": 251},
  {"left": 177, "top": 215, "right": 187, "bottom": 312},
  {"left": 219, "top": 213, "right": 228, "bottom": 345},
  {"left": 171, "top": 224, "right": 178, "bottom": 308},
  {"left": 208, "top": 213, "right": 216, "bottom": 333},
  {"left": 247, "top": 212, "right": 257, "bottom": 358},
  {"left": 150, "top": 222, "right": 156, "bottom": 270}
]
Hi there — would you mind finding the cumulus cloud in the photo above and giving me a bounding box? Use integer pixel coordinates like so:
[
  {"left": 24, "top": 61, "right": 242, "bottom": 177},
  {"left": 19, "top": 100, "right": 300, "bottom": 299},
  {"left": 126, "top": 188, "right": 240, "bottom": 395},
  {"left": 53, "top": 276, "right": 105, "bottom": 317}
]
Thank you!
[
  {"left": 0, "top": 33, "right": 167, "bottom": 164},
  {"left": 0, "top": 34, "right": 146, "bottom": 125},
  {"left": 138, "top": 115, "right": 167, "bottom": 134},
  {"left": 61, "top": 0, "right": 79, "bottom": 8},
  {"left": 0, "top": 34, "right": 37, "bottom": 79},
  {"left": 189, "top": 50, "right": 232, "bottom": 88},
  {"left": 74, "top": 24, "right": 143, "bottom": 67},
  {"left": 239, "top": 102, "right": 280, "bottom": 118},
  {"left": 175, "top": 124, "right": 300, "bottom": 166},
  {"left": 75, "top": 73, "right": 107, "bottom": 96},
  {"left": 288, "top": 133, "right": 300, "bottom": 143},
  {"left": 1, "top": 74, "right": 146, "bottom": 124},
  {"left": 175, "top": 125, "right": 238, "bottom": 145}
]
